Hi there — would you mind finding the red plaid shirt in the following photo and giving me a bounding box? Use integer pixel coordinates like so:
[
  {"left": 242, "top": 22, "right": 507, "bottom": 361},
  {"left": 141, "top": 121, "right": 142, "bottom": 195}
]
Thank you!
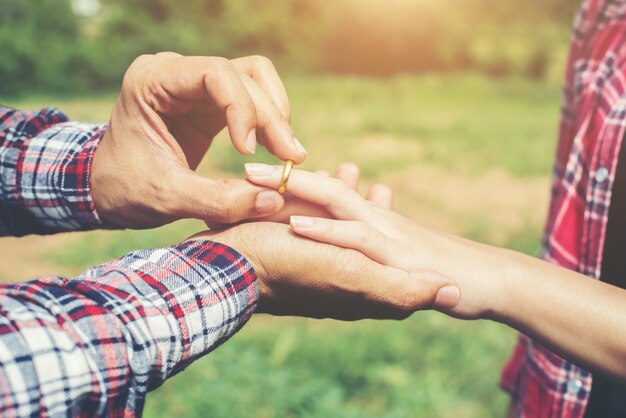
[
  {"left": 0, "top": 106, "right": 258, "bottom": 416},
  {"left": 501, "top": 1, "right": 626, "bottom": 416}
]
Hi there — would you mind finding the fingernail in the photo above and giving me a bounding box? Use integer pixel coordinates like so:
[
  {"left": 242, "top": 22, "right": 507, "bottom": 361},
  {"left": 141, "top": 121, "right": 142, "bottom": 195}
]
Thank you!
[
  {"left": 293, "top": 137, "right": 307, "bottom": 155},
  {"left": 255, "top": 190, "right": 279, "bottom": 213},
  {"left": 435, "top": 286, "right": 461, "bottom": 309},
  {"left": 290, "top": 216, "right": 315, "bottom": 229},
  {"left": 245, "top": 163, "right": 274, "bottom": 177},
  {"left": 245, "top": 129, "right": 257, "bottom": 154}
]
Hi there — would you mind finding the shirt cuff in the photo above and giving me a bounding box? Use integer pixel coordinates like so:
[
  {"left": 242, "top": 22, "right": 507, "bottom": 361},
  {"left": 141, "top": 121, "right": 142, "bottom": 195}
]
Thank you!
[
  {"left": 0, "top": 107, "right": 108, "bottom": 235},
  {"left": 78, "top": 239, "right": 259, "bottom": 376},
  {"left": 51, "top": 121, "right": 107, "bottom": 229}
]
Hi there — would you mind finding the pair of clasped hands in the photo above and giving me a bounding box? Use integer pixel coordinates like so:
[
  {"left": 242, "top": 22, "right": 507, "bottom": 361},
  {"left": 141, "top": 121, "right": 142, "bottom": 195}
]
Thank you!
[{"left": 93, "top": 53, "right": 502, "bottom": 322}]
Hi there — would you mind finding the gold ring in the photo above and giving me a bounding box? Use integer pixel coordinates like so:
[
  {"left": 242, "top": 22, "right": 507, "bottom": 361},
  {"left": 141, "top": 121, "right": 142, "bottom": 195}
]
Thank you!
[{"left": 278, "top": 160, "right": 294, "bottom": 194}]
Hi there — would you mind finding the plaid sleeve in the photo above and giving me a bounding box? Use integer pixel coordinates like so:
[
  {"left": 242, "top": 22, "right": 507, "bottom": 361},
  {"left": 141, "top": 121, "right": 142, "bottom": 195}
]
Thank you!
[
  {"left": 0, "top": 105, "right": 106, "bottom": 236},
  {"left": 0, "top": 239, "right": 258, "bottom": 417}
]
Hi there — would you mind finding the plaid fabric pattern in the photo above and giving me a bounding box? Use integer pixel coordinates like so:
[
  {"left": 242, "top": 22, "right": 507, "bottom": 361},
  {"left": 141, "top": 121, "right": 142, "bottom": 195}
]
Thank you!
[
  {"left": 501, "top": 1, "right": 626, "bottom": 416},
  {"left": 0, "top": 240, "right": 258, "bottom": 417},
  {"left": 0, "top": 106, "right": 258, "bottom": 415},
  {"left": 0, "top": 106, "right": 105, "bottom": 236}
]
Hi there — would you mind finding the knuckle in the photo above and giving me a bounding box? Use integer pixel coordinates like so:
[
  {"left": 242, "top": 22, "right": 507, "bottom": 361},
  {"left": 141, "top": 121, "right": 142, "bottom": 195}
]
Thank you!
[
  {"left": 155, "top": 51, "right": 182, "bottom": 58},
  {"left": 213, "top": 180, "right": 238, "bottom": 223},
  {"left": 322, "top": 220, "right": 337, "bottom": 236},
  {"left": 122, "top": 56, "right": 169, "bottom": 102},
  {"left": 399, "top": 282, "right": 433, "bottom": 313},
  {"left": 122, "top": 55, "right": 153, "bottom": 89},
  {"left": 354, "top": 222, "right": 371, "bottom": 246},
  {"left": 202, "top": 57, "right": 235, "bottom": 84},
  {"left": 281, "top": 104, "right": 292, "bottom": 122},
  {"left": 329, "top": 177, "right": 351, "bottom": 196},
  {"left": 261, "top": 114, "right": 287, "bottom": 133},
  {"left": 229, "top": 101, "right": 257, "bottom": 129},
  {"left": 325, "top": 179, "right": 356, "bottom": 212},
  {"left": 208, "top": 56, "right": 233, "bottom": 73},
  {"left": 239, "top": 97, "right": 257, "bottom": 116},
  {"left": 132, "top": 53, "right": 154, "bottom": 67},
  {"left": 251, "top": 55, "right": 274, "bottom": 68}
]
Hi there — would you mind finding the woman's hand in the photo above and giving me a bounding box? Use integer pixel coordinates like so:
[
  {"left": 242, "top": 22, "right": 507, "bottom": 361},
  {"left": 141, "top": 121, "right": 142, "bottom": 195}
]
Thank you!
[
  {"left": 189, "top": 167, "right": 453, "bottom": 321},
  {"left": 244, "top": 162, "right": 395, "bottom": 224},
  {"left": 244, "top": 163, "right": 511, "bottom": 320},
  {"left": 189, "top": 222, "right": 454, "bottom": 321},
  {"left": 245, "top": 163, "right": 626, "bottom": 379},
  {"left": 92, "top": 53, "right": 306, "bottom": 228}
]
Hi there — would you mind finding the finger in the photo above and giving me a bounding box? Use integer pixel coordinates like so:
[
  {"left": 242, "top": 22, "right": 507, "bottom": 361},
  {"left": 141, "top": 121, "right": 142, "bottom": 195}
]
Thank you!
[
  {"left": 209, "top": 197, "right": 332, "bottom": 228},
  {"left": 335, "top": 162, "right": 360, "bottom": 190},
  {"left": 272, "top": 251, "right": 446, "bottom": 321},
  {"left": 290, "top": 216, "right": 396, "bottom": 266},
  {"left": 360, "top": 267, "right": 449, "bottom": 320},
  {"left": 171, "top": 170, "right": 285, "bottom": 224},
  {"left": 253, "top": 197, "right": 333, "bottom": 224},
  {"left": 288, "top": 217, "right": 459, "bottom": 309},
  {"left": 367, "top": 184, "right": 393, "bottom": 209},
  {"left": 240, "top": 75, "right": 306, "bottom": 163},
  {"left": 244, "top": 164, "right": 376, "bottom": 222},
  {"left": 411, "top": 271, "right": 461, "bottom": 311},
  {"left": 155, "top": 51, "right": 183, "bottom": 59},
  {"left": 147, "top": 56, "right": 258, "bottom": 156},
  {"left": 232, "top": 55, "right": 291, "bottom": 121}
]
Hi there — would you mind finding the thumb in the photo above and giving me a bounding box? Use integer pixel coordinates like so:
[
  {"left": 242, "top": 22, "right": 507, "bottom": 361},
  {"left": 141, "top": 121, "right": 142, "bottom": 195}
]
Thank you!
[
  {"left": 172, "top": 170, "right": 285, "bottom": 224},
  {"left": 412, "top": 270, "right": 461, "bottom": 311}
]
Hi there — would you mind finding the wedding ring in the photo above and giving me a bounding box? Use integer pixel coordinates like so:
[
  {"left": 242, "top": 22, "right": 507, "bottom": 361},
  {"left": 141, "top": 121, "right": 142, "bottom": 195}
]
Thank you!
[{"left": 278, "top": 160, "right": 294, "bottom": 194}]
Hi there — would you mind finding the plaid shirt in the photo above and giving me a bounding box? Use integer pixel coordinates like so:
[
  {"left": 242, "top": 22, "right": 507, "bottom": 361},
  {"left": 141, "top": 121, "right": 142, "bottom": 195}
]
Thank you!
[
  {"left": 501, "top": 1, "right": 626, "bottom": 416},
  {"left": 0, "top": 106, "right": 258, "bottom": 416}
]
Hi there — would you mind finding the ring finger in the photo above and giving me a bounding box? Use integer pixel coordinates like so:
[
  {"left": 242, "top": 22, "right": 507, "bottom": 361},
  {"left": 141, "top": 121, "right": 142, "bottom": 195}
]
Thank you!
[{"left": 245, "top": 163, "right": 377, "bottom": 222}]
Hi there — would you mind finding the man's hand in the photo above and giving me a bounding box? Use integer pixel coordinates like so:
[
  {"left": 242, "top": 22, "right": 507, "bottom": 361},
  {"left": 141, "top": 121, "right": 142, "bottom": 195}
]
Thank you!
[
  {"left": 190, "top": 222, "right": 453, "bottom": 321},
  {"left": 91, "top": 53, "right": 306, "bottom": 228}
]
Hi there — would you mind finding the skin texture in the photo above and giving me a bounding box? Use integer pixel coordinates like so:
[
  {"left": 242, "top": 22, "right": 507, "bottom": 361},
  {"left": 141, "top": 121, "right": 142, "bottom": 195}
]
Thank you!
[
  {"left": 245, "top": 164, "right": 626, "bottom": 381},
  {"left": 89, "top": 53, "right": 452, "bottom": 322},
  {"left": 91, "top": 53, "right": 307, "bottom": 228},
  {"left": 190, "top": 163, "right": 454, "bottom": 321}
]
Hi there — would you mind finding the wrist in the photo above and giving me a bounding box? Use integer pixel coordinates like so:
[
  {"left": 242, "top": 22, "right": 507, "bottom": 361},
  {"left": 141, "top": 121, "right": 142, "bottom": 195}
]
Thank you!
[
  {"left": 430, "top": 232, "right": 516, "bottom": 321},
  {"left": 484, "top": 247, "right": 528, "bottom": 323}
]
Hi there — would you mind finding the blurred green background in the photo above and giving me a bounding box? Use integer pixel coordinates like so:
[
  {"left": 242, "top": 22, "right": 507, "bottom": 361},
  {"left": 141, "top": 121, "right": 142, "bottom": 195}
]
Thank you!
[
  {"left": 1, "top": 1, "right": 580, "bottom": 417},
  {"left": 1, "top": 0, "right": 578, "bottom": 96}
]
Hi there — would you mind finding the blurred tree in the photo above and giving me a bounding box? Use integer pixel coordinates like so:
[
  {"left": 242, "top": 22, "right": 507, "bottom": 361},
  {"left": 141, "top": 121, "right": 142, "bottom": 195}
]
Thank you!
[
  {"left": 0, "top": 0, "right": 83, "bottom": 96},
  {"left": 323, "top": 0, "right": 580, "bottom": 78},
  {"left": 0, "top": 0, "right": 582, "bottom": 96}
]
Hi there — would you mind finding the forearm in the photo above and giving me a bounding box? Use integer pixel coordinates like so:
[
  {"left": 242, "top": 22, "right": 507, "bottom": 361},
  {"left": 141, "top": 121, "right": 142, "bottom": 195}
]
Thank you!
[
  {"left": 494, "top": 249, "right": 626, "bottom": 380},
  {"left": 423, "top": 228, "right": 626, "bottom": 378},
  {"left": 0, "top": 240, "right": 257, "bottom": 416}
]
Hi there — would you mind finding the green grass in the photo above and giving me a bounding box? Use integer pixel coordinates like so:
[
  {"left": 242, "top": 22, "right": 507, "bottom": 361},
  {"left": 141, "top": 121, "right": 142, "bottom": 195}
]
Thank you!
[
  {"left": 8, "top": 73, "right": 561, "bottom": 418},
  {"left": 143, "top": 315, "right": 515, "bottom": 418}
]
